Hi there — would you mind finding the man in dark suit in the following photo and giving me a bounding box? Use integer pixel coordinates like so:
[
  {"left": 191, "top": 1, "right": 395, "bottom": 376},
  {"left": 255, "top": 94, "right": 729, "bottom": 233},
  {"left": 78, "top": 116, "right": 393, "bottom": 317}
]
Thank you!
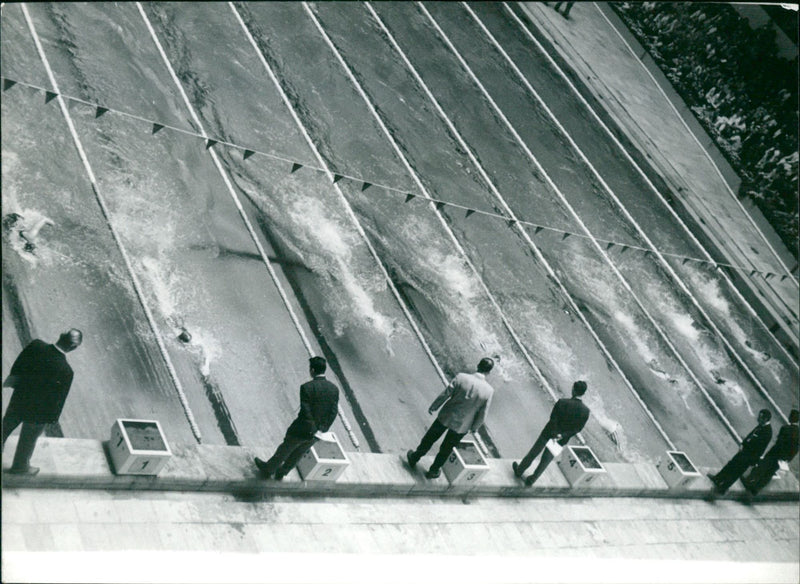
[
  {"left": 743, "top": 408, "right": 799, "bottom": 495},
  {"left": 2, "top": 329, "right": 83, "bottom": 475},
  {"left": 254, "top": 356, "right": 339, "bottom": 480},
  {"left": 708, "top": 409, "right": 772, "bottom": 494},
  {"left": 512, "top": 380, "right": 590, "bottom": 486}
]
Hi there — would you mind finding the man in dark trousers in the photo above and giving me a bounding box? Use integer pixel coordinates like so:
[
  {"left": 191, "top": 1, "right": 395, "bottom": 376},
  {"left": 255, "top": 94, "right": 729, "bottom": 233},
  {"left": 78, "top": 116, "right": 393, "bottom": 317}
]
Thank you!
[
  {"left": 407, "top": 357, "right": 495, "bottom": 479},
  {"left": 708, "top": 409, "right": 772, "bottom": 494},
  {"left": 513, "top": 380, "right": 590, "bottom": 486},
  {"left": 254, "top": 356, "right": 339, "bottom": 480},
  {"left": 2, "top": 329, "right": 83, "bottom": 475},
  {"left": 742, "top": 409, "right": 799, "bottom": 495}
]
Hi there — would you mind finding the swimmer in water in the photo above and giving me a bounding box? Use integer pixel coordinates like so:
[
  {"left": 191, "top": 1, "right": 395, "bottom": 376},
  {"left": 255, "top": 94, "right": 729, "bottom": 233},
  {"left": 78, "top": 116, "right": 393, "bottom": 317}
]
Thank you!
[
  {"left": 19, "top": 217, "right": 54, "bottom": 252},
  {"left": 3, "top": 214, "right": 54, "bottom": 253}
]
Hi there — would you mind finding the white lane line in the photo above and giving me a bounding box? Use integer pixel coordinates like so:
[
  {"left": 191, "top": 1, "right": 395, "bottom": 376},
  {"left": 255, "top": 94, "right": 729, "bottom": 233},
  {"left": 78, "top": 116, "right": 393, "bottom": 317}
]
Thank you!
[
  {"left": 134, "top": 2, "right": 364, "bottom": 449},
  {"left": 21, "top": 4, "right": 203, "bottom": 443},
  {"left": 302, "top": 2, "right": 572, "bottom": 454},
  {"left": 364, "top": 2, "right": 677, "bottom": 451},
  {"left": 503, "top": 1, "right": 800, "bottom": 369},
  {"left": 455, "top": 2, "right": 791, "bottom": 422},
  {"left": 594, "top": 3, "right": 798, "bottom": 285},
  {"left": 398, "top": 1, "right": 675, "bottom": 449},
  {"left": 418, "top": 1, "right": 742, "bottom": 442},
  {"left": 383, "top": 0, "right": 740, "bottom": 444},
  {"left": 228, "top": 1, "right": 470, "bottom": 453}
]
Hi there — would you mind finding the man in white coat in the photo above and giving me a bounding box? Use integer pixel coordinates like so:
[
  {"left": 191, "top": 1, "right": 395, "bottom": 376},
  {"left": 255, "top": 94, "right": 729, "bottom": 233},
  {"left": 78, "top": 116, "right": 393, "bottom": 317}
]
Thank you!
[{"left": 406, "top": 357, "right": 495, "bottom": 479}]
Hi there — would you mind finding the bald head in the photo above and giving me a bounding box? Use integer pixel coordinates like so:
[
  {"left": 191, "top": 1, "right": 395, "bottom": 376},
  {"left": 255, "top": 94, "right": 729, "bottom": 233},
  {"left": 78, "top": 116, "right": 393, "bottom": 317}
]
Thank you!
[{"left": 57, "top": 329, "right": 83, "bottom": 352}]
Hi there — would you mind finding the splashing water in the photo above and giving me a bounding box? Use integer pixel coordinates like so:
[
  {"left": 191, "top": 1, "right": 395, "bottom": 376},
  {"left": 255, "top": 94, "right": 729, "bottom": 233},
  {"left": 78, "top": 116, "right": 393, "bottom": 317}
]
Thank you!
[
  {"left": 392, "top": 216, "right": 527, "bottom": 383},
  {"left": 583, "top": 391, "right": 630, "bottom": 458},
  {"left": 104, "top": 174, "right": 226, "bottom": 377},
  {"left": 287, "top": 195, "right": 397, "bottom": 346},
  {"left": 649, "top": 282, "right": 756, "bottom": 413},
  {"left": 687, "top": 266, "right": 785, "bottom": 381}
]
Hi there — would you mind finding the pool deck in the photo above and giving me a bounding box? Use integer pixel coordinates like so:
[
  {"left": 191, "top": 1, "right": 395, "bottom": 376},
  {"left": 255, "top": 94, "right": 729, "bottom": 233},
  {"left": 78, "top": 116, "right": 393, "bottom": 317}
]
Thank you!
[{"left": 2, "top": 436, "right": 798, "bottom": 583}]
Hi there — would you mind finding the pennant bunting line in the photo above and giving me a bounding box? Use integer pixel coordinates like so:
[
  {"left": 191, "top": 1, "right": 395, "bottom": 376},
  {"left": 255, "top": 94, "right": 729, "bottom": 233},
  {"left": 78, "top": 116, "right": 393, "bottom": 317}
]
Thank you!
[{"left": 1, "top": 75, "right": 793, "bottom": 283}]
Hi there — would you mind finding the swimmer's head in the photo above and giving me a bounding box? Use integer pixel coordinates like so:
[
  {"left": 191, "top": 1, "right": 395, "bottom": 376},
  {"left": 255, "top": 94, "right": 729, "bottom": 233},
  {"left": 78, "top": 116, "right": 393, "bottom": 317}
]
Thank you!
[
  {"left": 2, "top": 213, "right": 23, "bottom": 230},
  {"left": 178, "top": 329, "right": 192, "bottom": 343}
]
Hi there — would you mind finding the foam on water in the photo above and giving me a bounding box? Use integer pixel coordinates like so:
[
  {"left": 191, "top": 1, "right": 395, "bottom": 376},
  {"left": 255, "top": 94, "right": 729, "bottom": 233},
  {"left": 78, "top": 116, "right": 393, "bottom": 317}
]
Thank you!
[
  {"left": 287, "top": 195, "right": 397, "bottom": 346},
  {"left": 392, "top": 216, "right": 526, "bottom": 383},
  {"left": 104, "top": 176, "right": 226, "bottom": 377},
  {"left": 686, "top": 266, "right": 787, "bottom": 382},
  {"left": 648, "top": 282, "right": 755, "bottom": 414}
]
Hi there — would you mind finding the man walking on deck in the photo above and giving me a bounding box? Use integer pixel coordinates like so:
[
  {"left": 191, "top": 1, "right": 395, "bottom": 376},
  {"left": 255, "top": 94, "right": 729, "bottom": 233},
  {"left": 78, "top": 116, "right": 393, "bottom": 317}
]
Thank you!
[
  {"left": 513, "top": 380, "right": 590, "bottom": 486},
  {"left": 708, "top": 409, "right": 772, "bottom": 494},
  {"left": 3, "top": 329, "right": 83, "bottom": 475},
  {"left": 254, "top": 356, "right": 339, "bottom": 480},
  {"left": 406, "top": 357, "right": 495, "bottom": 479}
]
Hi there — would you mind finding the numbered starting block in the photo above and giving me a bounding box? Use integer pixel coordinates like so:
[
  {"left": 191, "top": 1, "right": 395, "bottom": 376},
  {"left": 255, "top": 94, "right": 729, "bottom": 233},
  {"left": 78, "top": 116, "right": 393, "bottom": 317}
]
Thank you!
[
  {"left": 297, "top": 433, "right": 349, "bottom": 481},
  {"left": 442, "top": 439, "right": 490, "bottom": 485},
  {"left": 108, "top": 419, "right": 172, "bottom": 475},
  {"left": 657, "top": 450, "right": 700, "bottom": 489},
  {"left": 557, "top": 445, "right": 606, "bottom": 487}
]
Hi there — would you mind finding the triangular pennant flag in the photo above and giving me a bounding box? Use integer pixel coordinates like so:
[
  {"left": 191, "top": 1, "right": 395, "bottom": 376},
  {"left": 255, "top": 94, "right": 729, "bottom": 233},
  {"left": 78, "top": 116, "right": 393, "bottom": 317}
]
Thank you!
[
  {"left": 749, "top": 270, "right": 757, "bottom": 277},
  {"left": 765, "top": 273, "right": 774, "bottom": 280},
  {"left": 620, "top": 245, "right": 629, "bottom": 253},
  {"left": 44, "top": 91, "right": 58, "bottom": 104},
  {"left": 507, "top": 219, "right": 517, "bottom": 227},
  {"left": 291, "top": 162, "right": 303, "bottom": 173},
  {"left": 465, "top": 209, "right": 475, "bottom": 219},
  {"left": 561, "top": 232, "right": 570, "bottom": 240},
  {"left": 534, "top": 226, "right": 544, "bottom": 235},
  {"left": 95, "top": 106, "right": 109, "bottom": 118},
  {"left": 404, "top": 194, "right": 415, "bottom": 203},
  {"left": 435, "top": 201, "right": 446, "bottom": 211},
  {"left": 361, "top": 182, "right": 372, "bottom": 192},
  {"left": 682, "top": 258, "right": 690, "bottom": 265},
  {"left": 642, "top": 250, "right": 650, "bottom": 258},
  {"left": 152, "top": 123, "right": 164, "bottom": 134},
  {"left": 606, "top": 242, "right": 614, "bottom": 250},
  {"left": 781, "top": 275, "right": 788, "bottom": 282},
  {"left": 332, "top": 174, "right": 343, "bottom": 184},
  {"left": 3, "top": 79, "right": 17, "bottom": 91},
  {"left": 243, "top": 149, "right": 255, "bottom": 160},
  {"left": 205, "top": 139, "right": 217, "bottom": 150}
]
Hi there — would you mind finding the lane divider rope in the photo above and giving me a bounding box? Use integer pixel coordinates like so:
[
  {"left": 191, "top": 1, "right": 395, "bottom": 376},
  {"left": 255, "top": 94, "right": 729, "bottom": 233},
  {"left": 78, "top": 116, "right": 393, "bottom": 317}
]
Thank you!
[
  {"left": 135, "top": 2, "right": 363, "bottom": 449},
  {"left": 413, "top": 1, "right": 741, "bottom": 444},
  {"left": 501, "top": 1, "right": 800, "bottom": 370},
  {"left": 21, "top": 4, "right": 203, "bottom": 443},
  {"left": 458, "top": 2, "right": 789, "bottom": 422},
  {"left": 595, "top": 3, "right": 798, "bottom": 284}
]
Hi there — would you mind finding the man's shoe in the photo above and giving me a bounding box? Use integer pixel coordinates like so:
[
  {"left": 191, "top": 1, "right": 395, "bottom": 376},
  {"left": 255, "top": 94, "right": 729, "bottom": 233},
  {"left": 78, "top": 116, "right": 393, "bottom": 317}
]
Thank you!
[
  {"left": 524, "top": 475, "right": 536, "bottom": 487},
  {"left": 272, "top": 471, "right": 285, "bottom": 481},
  {"left": 254, "top": 457, "right": 271, "bottom": 477},
  {"left": 7, "top": 466, "right": 39, "bottom": 476},
  {"left": 512, "top": 461, "right": 523, "bottom": 479},
  {"left": 425, "top": 467, "right": 441, "bottom": 479},
  {"left": 406, "top": 450, "right": 418, "bottom": 469}
]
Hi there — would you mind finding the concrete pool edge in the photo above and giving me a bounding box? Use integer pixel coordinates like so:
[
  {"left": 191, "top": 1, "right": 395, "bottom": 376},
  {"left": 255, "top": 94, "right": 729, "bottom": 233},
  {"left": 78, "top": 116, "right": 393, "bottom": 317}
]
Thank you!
[{"left": 3, "top": 437, "right": 798, "bottom": 503}]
